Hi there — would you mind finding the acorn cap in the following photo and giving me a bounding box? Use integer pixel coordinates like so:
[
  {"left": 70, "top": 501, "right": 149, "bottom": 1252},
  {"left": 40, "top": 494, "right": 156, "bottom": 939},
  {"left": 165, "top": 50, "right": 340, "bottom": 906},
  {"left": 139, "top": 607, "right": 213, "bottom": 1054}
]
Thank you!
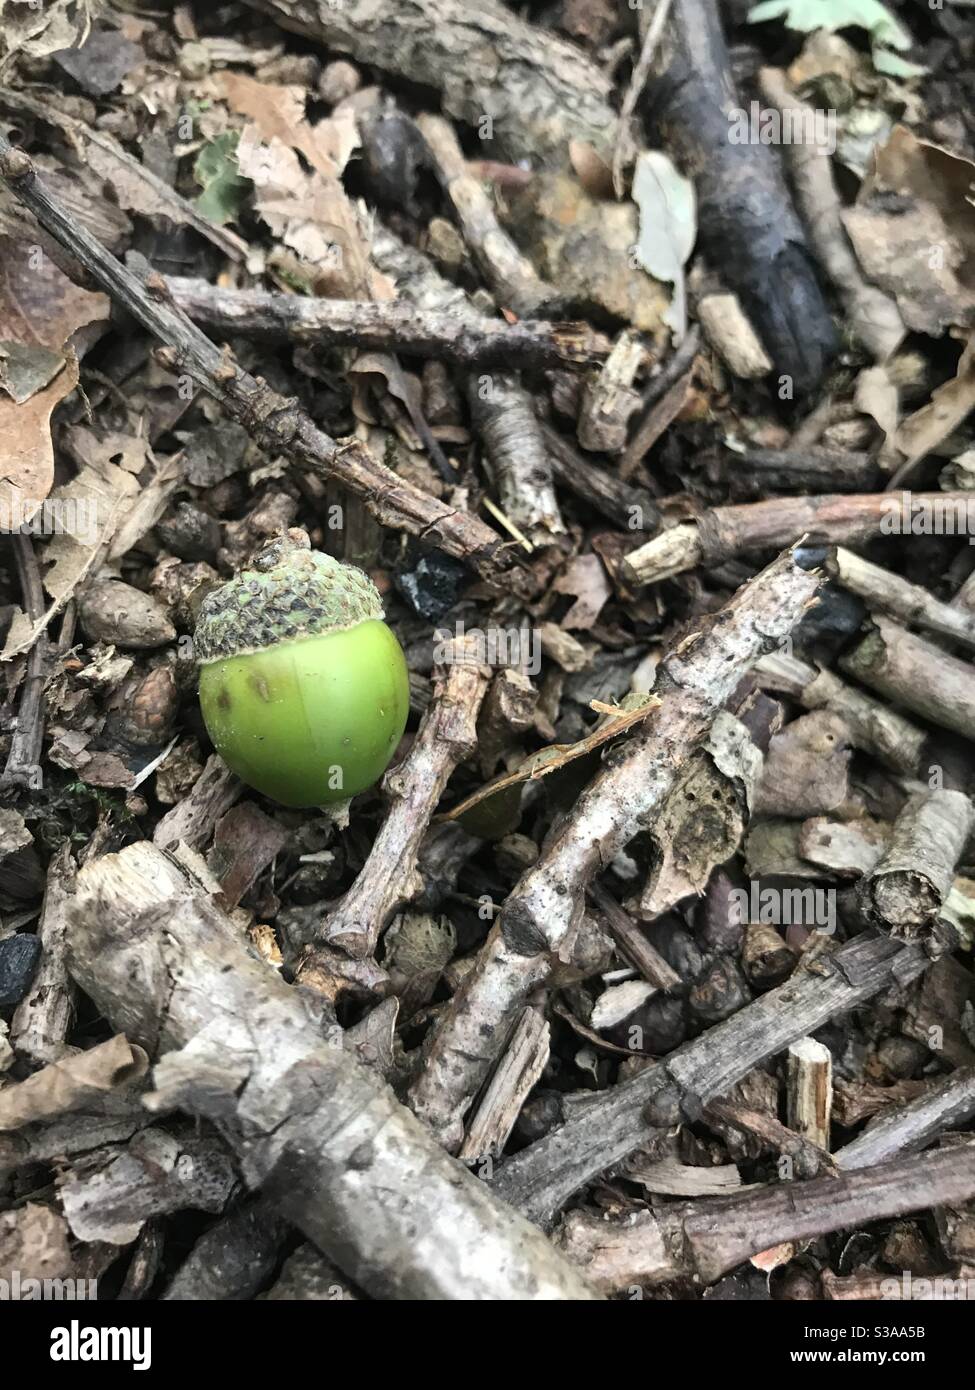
[{"left": 194, "top": 533, "right": 385, "bottom": 665}]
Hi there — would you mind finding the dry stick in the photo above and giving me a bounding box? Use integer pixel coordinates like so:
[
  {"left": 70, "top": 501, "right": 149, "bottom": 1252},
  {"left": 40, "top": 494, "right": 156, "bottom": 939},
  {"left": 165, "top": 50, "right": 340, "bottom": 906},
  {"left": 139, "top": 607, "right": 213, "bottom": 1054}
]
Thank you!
[
  {"left": 416, "top": 114, "right": 558, "bottom": 318},
  {"left": 557, "top": 1141, "right": 975, "bottom": 1292},
  {"left": 578, "top": 330, "right": 645, "bottom": 455},
  {"left": 370, "top": 226, "right": 565, "bottom": 545},
  {"left": 458, "top": 1005, "right": 550, "bottom": 1163},
  {"left": 407, "top": 548, "right": 821, "bottom": 1151},
  {"left": 827, "top": 546, "right": 975, "bottom": 652},
  {"left": 587, "top": 882, "right": 682, "bottom": 993},
  {"left": 727, "top": 447, "right": 879, "bottom": 496},
  {"left": 1, "top": 534, "right": 46, "bottom": 789},
  {"left": 754, "top": 651, "right": 928, "bottom": 776},
  {"left": 705, "top": 1098, "right": 835, "bottom": 1179},
  {"left": 312, "top": 634, "right": 491, "bottom": 960},
  {"left": 10, "top": 842, "right": 77, "bottom": 1066},
  {"left": 841, "top": 615, "right": 975, "bottom": 742},
  {"left": 644, "top": 0, "right": 837, "bottom": 394},
  {"left": 835, "top": 1066, "right": 975, "bottom": 1170},
  {"left": 244, "top": 0, "right": 616, "bottom": 163},
  {"left": 0, "top": 139, "right": 519, "bottom": 593},
  {"left": 67, "top": 843, "right": 600, "bottom": 1301},
  {"left": 856, "top": 789, "right": 975, "bottom": 939},
  {"left": 493, "top": 933, "right": 930, "bottom": 1227},
  {"left": 757, "top": 68, "right": 904, "bottom": 362},
  {"left": 620, "top": 492, "right": 975, "bottom": 587},
  {"left": 165, "top": 277, "right": 608, "bottom": 368},
  {"left": 542, "top": 425, "right": 660, "bottom": 533},
  {"left": 612, "top": 0, "right": 675, "bottom": 196},
  {"left": 787, "top": 1037, "right": 833, "bottom": 1150}
]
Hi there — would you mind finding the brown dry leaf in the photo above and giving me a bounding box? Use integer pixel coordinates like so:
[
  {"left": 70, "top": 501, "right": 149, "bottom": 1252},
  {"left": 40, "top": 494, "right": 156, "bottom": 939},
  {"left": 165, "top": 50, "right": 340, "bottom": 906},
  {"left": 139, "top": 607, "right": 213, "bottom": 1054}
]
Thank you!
[
  {"left": 553, "top": 554, "right": 612, "bottom": 630},
  {"left": 895, "top": 336, "right": 975, "bottom": 464},
  {"left": 0, "top": 237, "right": 109, "bottom": 528},
  {"left": 219, "top": 70, "right": 358, "bottom": 178},
  {"left": 1, "top": 435, "right": 148, "bottom": 660},
  {"left": 752, "top": 711, "right": 852, "bottom": 819},
  {"left": 843, "top": 126, "right": 975, "bottom": 336},
  {"left": 237, "top": 126, "right": 379, "bottom": 298},
  {"left": 0, "top": 1035, "right": 147, "bottom": 1131}
]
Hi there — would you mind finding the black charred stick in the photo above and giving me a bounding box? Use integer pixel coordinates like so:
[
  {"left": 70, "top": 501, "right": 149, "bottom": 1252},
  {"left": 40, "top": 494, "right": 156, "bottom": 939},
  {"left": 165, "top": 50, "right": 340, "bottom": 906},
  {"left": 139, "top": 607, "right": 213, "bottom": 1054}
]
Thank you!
[{"left": 641, "top": 0, "right": 837, "bottom": 394}]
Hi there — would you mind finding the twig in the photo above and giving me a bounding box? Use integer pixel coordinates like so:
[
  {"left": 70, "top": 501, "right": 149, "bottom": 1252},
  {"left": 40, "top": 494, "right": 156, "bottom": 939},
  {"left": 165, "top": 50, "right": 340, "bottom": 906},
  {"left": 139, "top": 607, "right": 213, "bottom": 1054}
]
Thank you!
[
  {"left": 166, "top": 277, "right": 608, "bottom": 368},
  {"left": 841, "top": 615, "right": 975, "bottom": 742},
  {"left": 312, "top": 634, "right": 491, "bottom": 960},
  {"left": 612, "top": 0, "right": 675, "bottom": 197},
  {"left": 577, "top": 330, "right": 645, "bottom": 455},
  {"left": 543, "top": 425, "right": 660, "bottom": 533},
  {"left": 787, "top": 1037, "right": 833, "bottom": 1149},
  {"left": 66, "top": 842, "right": 600, "bottom": 1301},
  {"left": 620, "top": 493, "right": 974, "bottom": 587},
  {"left": 493, "top": 933, "right": 929, "bottom": 1226},
  {"left": 587, "top": 882, "right": 682, "bottom": 993},
  {"left": 827, "top": 546, "right": 975, "bottom": 652},
  {"left": 2, "top": 534, "right": 46, "bottom": 790},
  {"left": 856, "top": 790, "right": 975, "bottom": 939},
  {"left": 0, "top": 139, "right": 520, "bottom": 591},
  {"left": 558, "top": 1142, "right": 975, "bottom": 1291},
  {"left": 458, "top": 1005, "right": 550, "bottom": 1162},
  {"left": 417, "top": 114, "right": 557, "bottom": 317},
  {"left": 754, "top": 651, "right": 928, "bottom": 775},
  {"left": 407, "top": 548, "right": 821, "bottom": 1150},
  {"left": 371, "top": 225, "right": 565, "bottom": 544},
  {"left": 757, "top": 68, "right": 904, "bottom": 361},
  {"left": 10, "top": 843, "right": 77, "bottom": 1066},
  {"left": 835, "top": 1066, "right": 975, "bottom": 1170},
  {"left": 726, "top": 447, "right": 879, "bottom": 496},
  {"left": 642, "top": 0, "right": 837, "bottom": 393}
]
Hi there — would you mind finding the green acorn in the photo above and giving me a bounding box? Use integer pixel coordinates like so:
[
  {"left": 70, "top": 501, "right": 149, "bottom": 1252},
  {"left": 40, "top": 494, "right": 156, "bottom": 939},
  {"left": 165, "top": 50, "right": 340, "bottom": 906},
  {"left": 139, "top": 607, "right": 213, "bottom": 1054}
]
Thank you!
[{"left": 195, "top": 534, "right": 409, "bottom": 808}]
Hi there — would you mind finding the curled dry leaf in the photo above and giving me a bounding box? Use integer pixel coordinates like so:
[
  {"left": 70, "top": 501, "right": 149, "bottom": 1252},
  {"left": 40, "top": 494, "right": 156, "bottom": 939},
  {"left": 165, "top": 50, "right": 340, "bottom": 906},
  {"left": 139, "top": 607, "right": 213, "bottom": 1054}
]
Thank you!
[
  {"left": 0, "top": 1034, "right": 148, "bottom": 1131},
  {"left": 843, "top": 126, "right": 975, "bottom": 337},
  {"left": 0, "top": 235, "right": 108, "bottom": 530}
]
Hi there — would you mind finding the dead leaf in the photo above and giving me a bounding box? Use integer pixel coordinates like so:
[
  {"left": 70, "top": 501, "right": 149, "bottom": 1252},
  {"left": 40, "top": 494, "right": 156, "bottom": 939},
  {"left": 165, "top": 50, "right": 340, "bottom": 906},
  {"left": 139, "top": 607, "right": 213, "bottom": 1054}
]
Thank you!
[
  {"left": 895, "top": 337, "right": 975, "bottom": 464},
  {"left": 553, "top": 554, "right": 612, "bottom": 630},
  {"left": 219, "top": 70, "right": 358, "bottom": 178},
  {"left": 0, "top": 1035, "right": 147, "bottom": 1131},
  {"left": 843, "top": 126, "right": 975, "bottom": 336},
  {"left": 753, "top": 711, "right": 853, "bottom": 818},
  {"left": 0, "top": 237, "right": 108, "bottom": 526},
  {"left": 237, "top": 126, "right": 378, "bottom": 299}
]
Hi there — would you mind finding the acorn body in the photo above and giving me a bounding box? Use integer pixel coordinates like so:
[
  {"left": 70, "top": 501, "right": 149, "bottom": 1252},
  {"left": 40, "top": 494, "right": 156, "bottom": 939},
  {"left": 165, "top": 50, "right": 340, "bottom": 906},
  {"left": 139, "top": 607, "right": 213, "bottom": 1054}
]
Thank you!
[{"left": 195, "top": 541, "right": 409, "bottom": 808}]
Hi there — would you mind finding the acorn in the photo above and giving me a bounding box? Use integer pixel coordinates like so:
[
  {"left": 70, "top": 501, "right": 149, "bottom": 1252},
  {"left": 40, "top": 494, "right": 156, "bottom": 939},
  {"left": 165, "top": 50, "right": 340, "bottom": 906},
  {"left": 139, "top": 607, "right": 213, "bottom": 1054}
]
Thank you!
[{"left": 195, "top": 533, "right": 409, "bottom": 808}]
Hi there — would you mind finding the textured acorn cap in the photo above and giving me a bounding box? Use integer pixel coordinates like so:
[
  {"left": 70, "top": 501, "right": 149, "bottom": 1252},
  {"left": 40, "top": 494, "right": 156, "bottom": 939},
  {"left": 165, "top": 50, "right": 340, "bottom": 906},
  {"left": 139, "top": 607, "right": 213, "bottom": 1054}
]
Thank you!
[{"left": 194, "top": 536, "right": 385, "bottom": 664}]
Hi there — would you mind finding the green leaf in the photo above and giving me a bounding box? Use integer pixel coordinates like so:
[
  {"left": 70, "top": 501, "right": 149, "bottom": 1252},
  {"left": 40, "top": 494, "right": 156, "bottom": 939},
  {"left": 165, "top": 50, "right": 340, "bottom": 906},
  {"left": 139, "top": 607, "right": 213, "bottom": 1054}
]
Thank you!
[
  {"left": 747, "top": 0, "right": 911, "bottom": 51},
  {"left": 193, "top": 132, "right": 251, "bottom": 227}
]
